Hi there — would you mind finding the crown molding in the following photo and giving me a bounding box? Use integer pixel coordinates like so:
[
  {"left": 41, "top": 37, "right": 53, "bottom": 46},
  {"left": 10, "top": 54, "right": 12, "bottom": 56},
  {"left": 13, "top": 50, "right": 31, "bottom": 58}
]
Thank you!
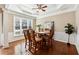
[
  {"left": 37, "top": 9, "right": 76, "bottom": 19},
  {"left": 2, "top": 8, "right": 36, "bottom": 19}
]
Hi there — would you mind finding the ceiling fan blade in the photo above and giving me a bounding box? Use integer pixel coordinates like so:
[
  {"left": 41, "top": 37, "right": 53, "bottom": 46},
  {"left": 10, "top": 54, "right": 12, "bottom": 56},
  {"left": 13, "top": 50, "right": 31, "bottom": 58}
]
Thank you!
[
  {"left": 42, "top": 5, "right": 47, "bottom": 8},
  {"left": 42, "top": 9, "right": 46, "bottom": 11}
]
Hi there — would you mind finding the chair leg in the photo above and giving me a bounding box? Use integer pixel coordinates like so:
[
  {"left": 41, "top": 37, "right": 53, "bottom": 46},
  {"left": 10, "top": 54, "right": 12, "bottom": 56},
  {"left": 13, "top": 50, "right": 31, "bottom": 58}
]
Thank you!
[
  {"left": 50, "top": 39, "right": 52, "bottom": 47},
  {"left": 25, "top": 41, "right": 27, "bottom": 48},
  {"left": 40, "top": 41, "right": 43, "bottom": 49},
  {"left": 29, "top": 42, "right": 31, "bottom": 51},
  {"left": 38, "top": 42, "right": 41, "bottom": 49},
  {"left": 41, "top": 41, "right": 43, "bottom": 49},
  {"left": 34, "top": 43, "right": 37, "bottom": 53}
]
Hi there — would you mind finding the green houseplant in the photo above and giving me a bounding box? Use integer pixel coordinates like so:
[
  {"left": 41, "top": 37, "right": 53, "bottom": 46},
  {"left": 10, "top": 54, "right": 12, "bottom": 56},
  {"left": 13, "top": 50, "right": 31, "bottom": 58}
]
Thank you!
[
  {"left": 64, "top": 23, "right": 74, "bottom": 45},
  {"left": 36, "top": 24, "right": 42, "bottom": 32}
]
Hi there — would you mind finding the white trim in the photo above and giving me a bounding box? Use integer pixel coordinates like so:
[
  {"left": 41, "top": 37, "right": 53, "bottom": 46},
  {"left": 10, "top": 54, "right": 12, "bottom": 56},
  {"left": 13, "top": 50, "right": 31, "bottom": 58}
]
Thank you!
[
  {"left": 75, "top": 33, "right": 79, "bottom": 54},
  {"left": 37, "top": 9, "right": 76, "bottom": 19},
  {"left": 57, "top": 4, "right": 63, "bottom": 9},
  {"left": 2, "top": 8, "right": 36, "bottom": 19},
  {"left": 54, "top": 32, "right": 76, "bottom": 44},
  {"left": 13, "top": 16, "right": 21, "bottom": 36},
  {"left": 8, "top": 32, "right": 24, "bottom": 42},
  {"left": 13, "top": 16, "right": 34, "bottom": 36},
  {"left": 75, "top": 44, "right": 79, "bottom": 54},
  {"left": 8, "top": 32, "right": 77, "bottom": 45},
  {"left": 0, "top": 33, "right": 4, "bottom": 46},
  {"left": 0, "top": 32, "right": 24, "bottom": 44},
  {"left": 0, "top": 32, "right": 77, "bottom": 51},
  {"left": 54, "top": 32, "right": 79, "bottom": 53},
  {"left": 0, "top": 33, "right": 3, "bottom": 46},
  {"left": 3, "top": 10, "right": 9, "bottom": 48}
]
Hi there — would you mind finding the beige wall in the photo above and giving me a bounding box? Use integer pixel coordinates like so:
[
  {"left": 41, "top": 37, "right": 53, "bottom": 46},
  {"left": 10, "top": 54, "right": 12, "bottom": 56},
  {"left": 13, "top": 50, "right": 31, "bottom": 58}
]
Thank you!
[
  {"left": 0, "top": 9, "right": 36, "bottom": 42},
  {"left": 8, "top": 13, "right": 14, "bottom": 32},
  {"left": 76, "top": 10, "right": 79, "bottom": 30},
  {"left": 6, "top": 12, "right": 36, "bottom": 42},
  {"left": 0, "top": 13, "right": 2, "bottom": 33},
  {"left": 33, "top": 19, "right": 36, "bottom": 30},
  {"left": 75, "top": 10, "right": 79, "bottom": 54},
  {"left": 0, "top": 6, "right": 3, "bottom": 33},
  {"left": 7, "top": 13, "right": 36, "bottom": 32},
  {"left": 0, "top": 10, "right": 14, "bottom": 33},
  {"left": 36, "top": 11, "right": 76, "bottom": 32},
  {"left": 0, "top": 4, "right": 5, "bottom": 8}
]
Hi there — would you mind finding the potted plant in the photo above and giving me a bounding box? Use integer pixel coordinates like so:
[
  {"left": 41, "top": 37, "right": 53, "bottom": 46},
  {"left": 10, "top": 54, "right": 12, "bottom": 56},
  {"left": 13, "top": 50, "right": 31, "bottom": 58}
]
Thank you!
[
  {"left": 36, "top": 24, "right": 42, "bottom": 32},
  {"left": 64, "top": 23, "right": 74, "bottom": 45}
]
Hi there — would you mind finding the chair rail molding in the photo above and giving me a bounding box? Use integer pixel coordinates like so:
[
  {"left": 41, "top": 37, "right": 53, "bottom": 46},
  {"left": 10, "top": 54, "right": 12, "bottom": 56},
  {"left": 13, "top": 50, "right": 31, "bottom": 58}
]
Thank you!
[
  {"left": 54, "top": 32, "right": 76, "bottom": 45},
  {"left": 75, "top": 33, "right": 79, "bottom": 54}
]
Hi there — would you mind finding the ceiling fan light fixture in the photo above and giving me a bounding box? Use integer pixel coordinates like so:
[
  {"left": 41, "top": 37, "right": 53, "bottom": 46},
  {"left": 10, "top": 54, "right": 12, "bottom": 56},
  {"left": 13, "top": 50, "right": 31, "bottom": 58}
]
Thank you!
[{"left": 32, "top": 4, "right": 47, "bottom": 13}]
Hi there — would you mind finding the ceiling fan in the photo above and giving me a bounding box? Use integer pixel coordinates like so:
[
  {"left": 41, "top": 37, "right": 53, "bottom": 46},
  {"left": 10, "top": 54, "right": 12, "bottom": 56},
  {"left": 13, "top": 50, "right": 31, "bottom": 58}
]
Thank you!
[{"left": 32, "top": 4, "right": 47, "bottom": 12}]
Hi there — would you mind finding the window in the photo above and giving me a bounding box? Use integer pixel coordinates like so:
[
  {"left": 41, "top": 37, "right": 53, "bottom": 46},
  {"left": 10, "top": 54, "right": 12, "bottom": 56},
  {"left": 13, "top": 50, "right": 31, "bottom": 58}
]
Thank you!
[
  {"left": 14, "top": 16, "right": 33, "bottom": 36},
  {"left": 22, "top": 20, "right": 27, "bottom": 29}
]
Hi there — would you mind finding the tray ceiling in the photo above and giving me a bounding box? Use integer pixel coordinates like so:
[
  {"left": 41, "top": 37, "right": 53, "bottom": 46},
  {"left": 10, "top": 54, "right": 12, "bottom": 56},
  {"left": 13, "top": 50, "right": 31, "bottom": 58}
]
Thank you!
[{"left": 5, "top": 4, "right": 79, "bottom": 19}]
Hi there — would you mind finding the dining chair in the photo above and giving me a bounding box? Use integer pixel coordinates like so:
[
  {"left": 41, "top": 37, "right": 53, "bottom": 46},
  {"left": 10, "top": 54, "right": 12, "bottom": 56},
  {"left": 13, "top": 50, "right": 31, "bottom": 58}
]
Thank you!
[
  {"left": 48, "top": 29, "right": 54, "bottom": 46},
  {"left": 23, "top": 29, "right": 31, "bottom": 50},
  {"left": 29, "top": 29, "right": 43, "bottom": 54},
  {"left": 23, "top": 30, "right": 28, "bottom": 48},
  {"left": 43, "top": 21, "right": 54, "bottom": 47}
]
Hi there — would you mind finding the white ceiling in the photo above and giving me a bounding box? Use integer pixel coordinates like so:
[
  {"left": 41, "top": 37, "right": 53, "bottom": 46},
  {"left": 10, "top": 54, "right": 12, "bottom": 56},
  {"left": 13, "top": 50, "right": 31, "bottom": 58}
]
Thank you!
[{"left": 5, "top": 4, "right": 79, "bottom": 19}]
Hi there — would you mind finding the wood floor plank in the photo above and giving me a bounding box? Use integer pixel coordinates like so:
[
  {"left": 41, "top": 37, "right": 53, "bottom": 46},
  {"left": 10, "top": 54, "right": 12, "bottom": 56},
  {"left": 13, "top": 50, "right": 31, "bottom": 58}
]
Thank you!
[{"left": 0, "top": 39, "right": 78, "bottom": 55}]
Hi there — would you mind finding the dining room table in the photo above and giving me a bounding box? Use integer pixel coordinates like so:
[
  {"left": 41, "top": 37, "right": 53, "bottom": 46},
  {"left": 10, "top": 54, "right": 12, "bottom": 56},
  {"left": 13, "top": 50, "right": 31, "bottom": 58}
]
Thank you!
[
  {"left": 36, "top": 30, "right": 50, "bottom": 35},
  {"left": 36, "top": 30, "right": 50, "bottom": 37},
  {"left": 36, "top": 30, "right": 50, "bottom": 49}
]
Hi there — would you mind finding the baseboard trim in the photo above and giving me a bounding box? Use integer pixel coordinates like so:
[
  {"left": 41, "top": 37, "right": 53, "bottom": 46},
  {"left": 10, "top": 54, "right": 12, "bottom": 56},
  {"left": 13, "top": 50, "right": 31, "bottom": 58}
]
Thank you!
[
  {"left": 0, "top": 32, "right": 76, "bottom": 48},
  {"left": 75, "top": 33, "right": 79, "bottom": 54},
  {"left": 9, "top": 39, "right": 24, "bottom": 44},
  {"left": 54, "top": 32, "right": 76, "bottom": 45},
  {"left": 75, "top": 44, "right": 79, "bottom": 54}
]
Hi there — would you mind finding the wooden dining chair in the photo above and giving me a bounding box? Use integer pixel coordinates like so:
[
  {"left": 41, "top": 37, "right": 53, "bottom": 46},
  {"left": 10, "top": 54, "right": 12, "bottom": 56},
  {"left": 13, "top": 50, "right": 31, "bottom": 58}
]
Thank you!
[
  {"left": 43, "top": 21, "right": 54, "bottom": 47},
  {"left": 23, "top": 29, "right": 31, "bottom": 49},
  {"left": 48, "top": 30, "right": 54, "bottom": 46},
  {"left": 29, "top": 29, "right": 43, "bottom": 54},
  {"left": 23, "top": 30, "right": 28, "bottom": 48}
]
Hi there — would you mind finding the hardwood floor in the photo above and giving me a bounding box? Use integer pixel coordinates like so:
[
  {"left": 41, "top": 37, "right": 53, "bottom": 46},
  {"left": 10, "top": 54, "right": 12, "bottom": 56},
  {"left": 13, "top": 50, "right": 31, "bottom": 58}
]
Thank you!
[
  {"left": 0, "top": 39, "right": 78, "bottom": 55},
  {"left": 35, "top": 40, "right": 78, "bottom": 55}
]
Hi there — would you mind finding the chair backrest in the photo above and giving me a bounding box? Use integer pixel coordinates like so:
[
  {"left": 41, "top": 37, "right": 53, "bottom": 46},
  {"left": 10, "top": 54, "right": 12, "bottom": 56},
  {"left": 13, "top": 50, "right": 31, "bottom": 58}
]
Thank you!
[
  {"left": 49, "top": 30, "right": 54, "bottom": 39},
  {"left": 45, "top": 28, "right": 48, "bottom": 30},
  {"left": 23, "top": 29, "right": 31, "bottom": 41},
  {"left": 23, "top": 30, "right": 28, "bottom": 40},
  {"left": 49, "top": 21, "right": 54, "bottom": 39},
  {"left": 29, "top": 29, "right": 36, "bottom": 43}
]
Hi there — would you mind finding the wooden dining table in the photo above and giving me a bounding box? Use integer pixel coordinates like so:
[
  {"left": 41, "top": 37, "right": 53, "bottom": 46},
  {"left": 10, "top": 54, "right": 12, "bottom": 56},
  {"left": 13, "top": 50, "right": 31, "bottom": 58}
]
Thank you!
[
  {"left": 36, "top": 31, "right": 50, "bottom": 38},
  {"left": 36, "top": 31, "right": 50, "bottom": 35},
  {"left": 36, "top": 31, "right": 50, "bottom": 49}
]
